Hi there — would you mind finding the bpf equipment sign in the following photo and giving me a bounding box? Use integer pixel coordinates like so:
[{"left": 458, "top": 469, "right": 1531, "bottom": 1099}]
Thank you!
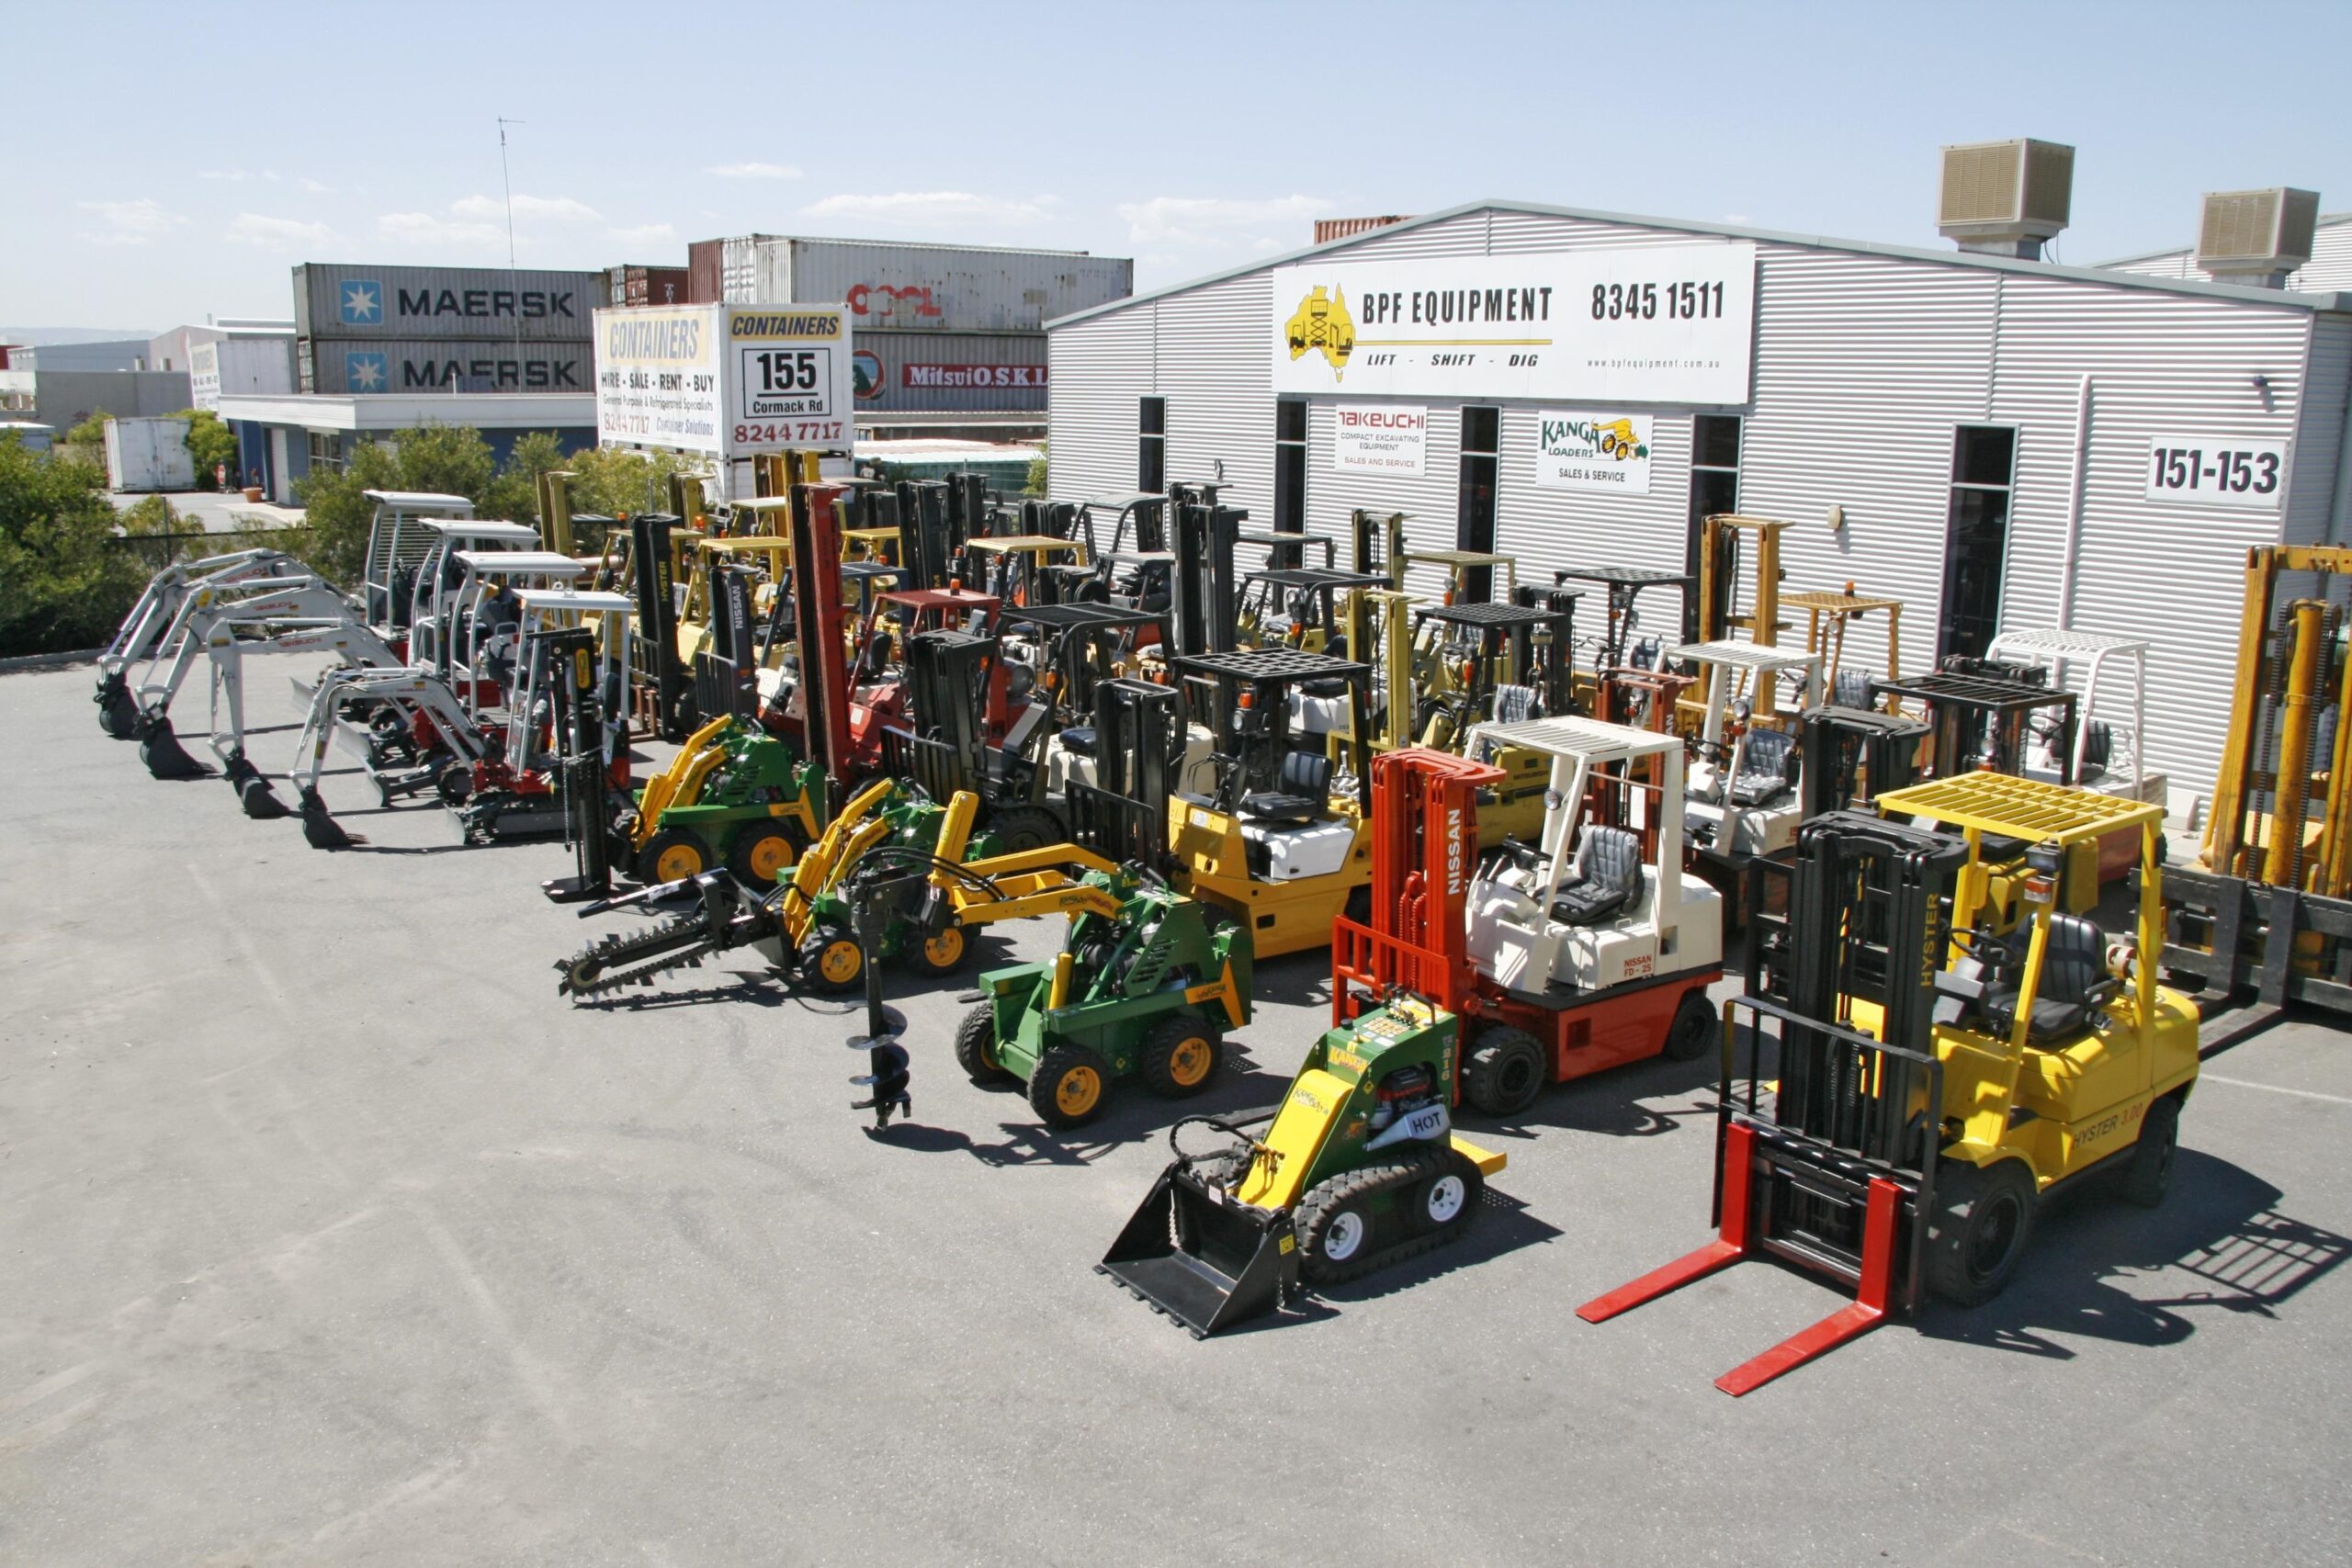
[
  {"left": 1271, "top": 244, "right": 1754, "bottom": 406},
  {"left": 594, "top": 303, "right": 854, "bottom": 457}
]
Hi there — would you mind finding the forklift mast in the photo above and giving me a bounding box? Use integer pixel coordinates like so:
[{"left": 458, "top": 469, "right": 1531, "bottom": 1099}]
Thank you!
[
  {"left": 1067, "top": 676, "right": 1187, "bottom": 868},
  {"left": 692, "top": 563, "right": 760, "bottom": 724},
  {"left": 1798, "top": 705, "right": 1931, "bottom": 819},
  {"left": 1350, "top": 509, "right": 1408, "bottom": 587},
  {"left": 895, "top": 627, "right": 999, "bottom": 799},
  {"left": 787, "top": 483, "right": 855, "bottom": 799},
  {"left": 1341, "top": 747, "right": 1502, "bottom": 1016},
  {"left": 1169, "top": 484, "right": 1244, "bottom": 661},
  {"left": 628, "top": 512, "right": 692, "bottom": 741}
]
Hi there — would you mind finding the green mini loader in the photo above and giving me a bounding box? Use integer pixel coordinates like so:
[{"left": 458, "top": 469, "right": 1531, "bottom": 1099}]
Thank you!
[
  {"left": 955, "top": 869, "right": 1252, "bottom": 1129},
  {"left": 1098, "top": 990, "right": 1508, "bottom": 1337}
]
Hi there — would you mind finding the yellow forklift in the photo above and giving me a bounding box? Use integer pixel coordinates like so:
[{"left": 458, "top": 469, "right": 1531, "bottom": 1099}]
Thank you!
[{"left": 1584, "top": 772, "right": 2196, "bottom": 1394}]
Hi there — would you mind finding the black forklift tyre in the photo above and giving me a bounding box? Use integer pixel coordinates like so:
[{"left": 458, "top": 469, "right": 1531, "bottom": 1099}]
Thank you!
[
  {"left": 1662, "top": 989, "right": 1719, "bottom": 1063},
  {"left": 1464, "top": 1026, "right": 1548, "bottom": 1117},
  {"left": 2120, "top": 1094, "right": 2181, "bottom": 1208},
  {"left": 434, "top": 760, "right": 474, "bottom": 806},
  {"left": 1139, "top": 1015, "right": 1223, "bottom": 1099},
  {"left": 1928, "top": 1157, "right": 2037, "bottom": 1307},
  {"left": 638, "top": 829, "right": 709, "bottom": 887},
  {"left": 797, "top": 922, "right": 865, "bottom": 995},
  {"left": 987, "top": 805, "right": 1062, "bottom": 855},
  {"left": 905, "top": 922, "right": 971, "bottom": 977},
  {"left": 726, "top": 822, "right": 797, "bottom": 887},
  {"left": 954, "top": 1002, "right": 1014, "bottom": 1085},
  {"left": 1027, "top": 1043, "right": 1113, "bottom": 1130}
]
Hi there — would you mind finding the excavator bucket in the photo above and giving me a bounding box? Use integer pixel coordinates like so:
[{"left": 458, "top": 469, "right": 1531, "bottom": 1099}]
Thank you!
[
  {"left": 1097, "top": 1162, "right": 1297, "bottom": 1338},
  {"left": 137, "top": 715, "right": 209, "bottom": 780},
  {"left": 224, "top": 756, "right": 290, "bottom": 819},
  {"left": 96, "top": 673, "right": 138, "bottom": 739},
  {"left": 298, "top": 786, "right": 357, "bottom": 850}
]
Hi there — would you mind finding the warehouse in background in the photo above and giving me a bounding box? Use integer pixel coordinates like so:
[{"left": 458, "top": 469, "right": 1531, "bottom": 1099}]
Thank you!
[
  {"left": 1045, "top": 141, "right": 2352, "bottom": 809},
  {"left": 683, "top": 234, "right": 1131, "bottom": 440},
  {"left": 219, "top": 263, "right": 603, "bottom": 502}
]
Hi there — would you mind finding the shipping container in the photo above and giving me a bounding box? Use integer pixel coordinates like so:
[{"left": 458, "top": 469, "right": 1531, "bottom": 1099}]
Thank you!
[
  {"left": 188, "top": 337, "right": 298, "bottom": 410},
  {"left": 300, "top": 337, "right": 594, "bottom": 395},
  {"left": 292, "top": 264, "right": 605, "bottom": 341},
  {"left": 850, "top": 331, "right": 1049, "bottom": 412},
  {"left": 1313, "top": 215, "right": 1415, "bottom": 244},
  {"left": 605, "top": 265, "right": 690, "bottom": 307},
  {"left": 738, "top": 238, "right": 1131, "bottom": 331},
  {"left": 687, "top": 239, "right": 726, "bottom": 304},
  {"left": 104, "top": 415, "right": 195, "bottom": 491}
]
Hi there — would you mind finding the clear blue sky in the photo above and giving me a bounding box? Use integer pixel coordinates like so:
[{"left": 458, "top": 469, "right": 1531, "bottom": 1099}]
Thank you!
[{"left": 9, "top": 0, "right": 2350, "bottom": 332}]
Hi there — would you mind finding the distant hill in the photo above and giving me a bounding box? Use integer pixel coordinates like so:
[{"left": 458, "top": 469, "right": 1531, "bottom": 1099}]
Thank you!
[{"left": 0, "top": 328, "right": 159, "bottom": 346}]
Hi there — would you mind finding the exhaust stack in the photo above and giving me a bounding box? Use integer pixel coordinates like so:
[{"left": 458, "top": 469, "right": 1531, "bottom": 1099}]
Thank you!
[{"left": 1938, "top": 138, "right": 2074, "bottom": 260}]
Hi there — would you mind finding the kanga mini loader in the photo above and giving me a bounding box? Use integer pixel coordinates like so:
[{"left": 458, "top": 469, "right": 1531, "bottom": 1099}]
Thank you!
[{"left": 1579, "top": 773, "right": 2196, "bottom": 1395}]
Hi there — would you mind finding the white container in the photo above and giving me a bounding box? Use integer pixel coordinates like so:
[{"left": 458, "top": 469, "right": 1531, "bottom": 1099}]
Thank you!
[{"left": 103, "top": 416, "right": 195, "bottom": 491}]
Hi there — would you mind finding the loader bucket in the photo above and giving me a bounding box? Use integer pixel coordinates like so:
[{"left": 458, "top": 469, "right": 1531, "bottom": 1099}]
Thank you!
[
  {"left": 298, "top": 787, "right": 356, "bottom": 850},
  {"left": 1097, "top": 1163, "right": 1296, "bottom": 1338},
  {"left": 224, "top": 756, "right": 290, "bottom": 819},
  {"left": 96, "top": 674, "right": 137, "bottom": 739},
  {"left": 138, "top": 716, "right": 209, "bottom": 780}
]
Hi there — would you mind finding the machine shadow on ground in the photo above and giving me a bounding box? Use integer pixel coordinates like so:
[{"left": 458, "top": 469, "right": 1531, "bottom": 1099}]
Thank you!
[{"left": 1917, "top": 1149, "right": 2351, "bottom": 1359}]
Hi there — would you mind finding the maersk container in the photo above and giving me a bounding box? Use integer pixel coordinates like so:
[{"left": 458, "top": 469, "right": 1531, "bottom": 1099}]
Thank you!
[
  {"left": 852, "top": 331, "right": 1048, "bottom": 412},
  {"left": 749, "top": 239, "right": 1131, "bottom": 332},
  {"left": 293, "top": 264, "right": 605, "bottom": 342},
  {"left": 103, "top": 415, "right": 195, "bottom": 491},
  {"left": 300, "top": 337, "right": 594, "bottom": 395}
]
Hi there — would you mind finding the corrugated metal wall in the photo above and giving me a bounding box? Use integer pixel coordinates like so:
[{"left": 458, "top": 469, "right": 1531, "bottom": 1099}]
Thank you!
[
  {"left": 2103, "top": 216, "right": 2352, "bottom": 292},
  {"left": 853, "top": 331, "right": 1047, "bottom": 412},
  {"left": 1049, "top": 207, "right": 2350, "bottom": 801},
  {"left": 292, "top": 265, "right": 601, "bottom": 340},
  {"left": 759, "top": 239, "right": 1133, "bottom": 333}
]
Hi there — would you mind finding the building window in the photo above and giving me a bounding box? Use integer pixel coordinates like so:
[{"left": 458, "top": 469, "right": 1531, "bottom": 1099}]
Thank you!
[
  {"left": 1273, "top": 397, "right": 1307, "bottom": 537},
  {"left": 1687, "top": 414, "right": 1742, "bottom": 641},
  {"left": 306, "top": 431, "right": 345, "bottom": 475},
  {"left": 1456, "top": 405, "right": 1501, "bottom": 602},
  {"left": 1938, "top": 425, "right": 2018, "bottom": 662},
  {"left": 1138, "top": 396, "right": 1166, "bottom": 493}
]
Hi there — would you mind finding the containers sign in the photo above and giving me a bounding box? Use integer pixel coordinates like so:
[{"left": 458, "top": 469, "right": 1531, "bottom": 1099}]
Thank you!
[
  {"left": 1333, "top": 405, "right": 1427, "bottom": 476},
  {"left": 594, "top": 303, "right": 854, "bottom": 457},
  {"left": 1270, "top": 243, "right": 1756, "bottom": 405},
  {"left": 1535, "top": 411, "right": 1654, "bottom": 494}
]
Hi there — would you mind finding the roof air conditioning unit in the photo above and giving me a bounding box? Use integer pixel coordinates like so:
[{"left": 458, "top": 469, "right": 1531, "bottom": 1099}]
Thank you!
[
  {"left": 1938, "top": 139, "right": 2074, "bottom": 259},
  {"left": 2196, "top": 188, "right": 2320, "bottom": 288}
]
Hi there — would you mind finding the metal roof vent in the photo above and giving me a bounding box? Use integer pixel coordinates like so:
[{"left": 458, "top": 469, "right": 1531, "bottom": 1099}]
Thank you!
[
  {"left": 2196, "top": 188, "right": 2320, "bottom": 288},
  {"left": 1938, "top": 139, "right": 2074, "bottom": 259}
]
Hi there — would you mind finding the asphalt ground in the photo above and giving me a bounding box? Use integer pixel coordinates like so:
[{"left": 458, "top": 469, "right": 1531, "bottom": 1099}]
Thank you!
[{"left": 5, "top": 659, "right": 2349, "bottom": 1566}]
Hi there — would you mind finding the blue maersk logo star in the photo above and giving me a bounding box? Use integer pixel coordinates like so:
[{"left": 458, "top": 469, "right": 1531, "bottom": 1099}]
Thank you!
[
  {"left": 341, "top": 280, "right": 383, "bottom": 324},
  {"left": 345, "top": 352, "right": 390, "bottom": 393}
]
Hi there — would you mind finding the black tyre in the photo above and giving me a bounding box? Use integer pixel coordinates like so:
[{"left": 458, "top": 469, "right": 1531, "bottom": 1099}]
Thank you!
[
  {"left": 904, "top": 921, "right": 972, "bottom": 977},
  {"left": 1464, "top": 1026, "right": 1547, "bottom": 1117},
  {"left": 797, "top": 921, "right": 864, "bottom": 994},
  {"left": 1138, "top": 1015, "right": 1223, "bottom": 1100},
  {"left": 987, "top": 804, "right": 1063, "bottom": 855},
  {"left": 953, "top": 1001, "right": 1013, "bottom": 1084},
  {"left": 1342, "top": 884, "right": 1373, "bottom": 927},
  {"left": 2120, "top": 1095, "right": 2181, "bottom": 1208},
  {"left": 434, "top": 759, "right": 474, "bottom": 806},
  {"left": 726, "top": 822, "right": 797, "bottom": 888},
  {"left": 1662, "top": 989, "right": 1719, "bottom": 1063},
  {"left": 1411, "top": 1148, "right": 1485, "bottom": 1239},
  {"left": 1928, "top": 1157, "right": 2038, "bottom": 1306},
  {"left": 1295, "top": 1167, "right": 1390, "bottom": 1286},
  {"left": 1027, "top": 1043, "right": 1113, "bottom": 1129},
  {"left": 637, "top": 828, "right": 708, "bottom": 887}
]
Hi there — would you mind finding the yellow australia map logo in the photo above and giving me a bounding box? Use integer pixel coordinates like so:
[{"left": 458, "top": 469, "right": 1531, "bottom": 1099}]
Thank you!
[{"left": 1284, "top": 285, "right": 1355, "bottom": 379}]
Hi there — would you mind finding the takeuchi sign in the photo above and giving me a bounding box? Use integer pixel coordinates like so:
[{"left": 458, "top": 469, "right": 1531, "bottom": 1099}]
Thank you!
[{"left": 1270, "top": 244, "right": 1755, "bottom": 405}]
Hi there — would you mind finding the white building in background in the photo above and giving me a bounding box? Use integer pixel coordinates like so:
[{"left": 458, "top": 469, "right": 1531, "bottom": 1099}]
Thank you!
[{"left": 1045, "top": 152, "right": 2352, "bottom": 810}]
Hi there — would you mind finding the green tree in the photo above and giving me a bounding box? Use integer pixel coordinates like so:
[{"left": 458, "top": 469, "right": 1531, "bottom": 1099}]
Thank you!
[
  {"left": 176, "top": 409, "right": 240, "bottom": 490},
  {"left": 0, "top": 434, "right": 148, "bottom": 655},
  {"left": 1023, "top": 437, "right": 1048, "bottom": 498},
  {"left": 294, "top": 423, "right": 502, "bottom": 586},
  {"left": 562, "top": 445, "right": 709, "bottom": 521}
]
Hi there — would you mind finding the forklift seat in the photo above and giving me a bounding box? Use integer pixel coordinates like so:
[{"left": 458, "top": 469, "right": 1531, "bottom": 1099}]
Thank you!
[
  {"left": 1057, "top": 725, "right": 1097, "bottom": 757},
  {"left": 1834, "top": 667, "right": 1872, "bottom": 708},
  {"left": 1240, "top": 750, "right": 1331, "bottom": 824},
  {"left": 1491, "top": 683, "right": 1540, "bottom": 725},
  {"left": 1983, "top": 912, "right": 2116, "bottom": 1043},
  {"left": 1550, "top": 826, "right": 1643, "bottom": 926},
  {"left": 1729, "top": 728, "right": 1799, "bottom": 807}
]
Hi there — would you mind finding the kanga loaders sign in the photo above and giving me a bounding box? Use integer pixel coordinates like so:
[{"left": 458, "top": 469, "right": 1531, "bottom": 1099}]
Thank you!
[
  {"left": 1536, "top": 412, "right": 1653, "bottom": 494},
  {"left": 595, "top": 303, "right": 854, "bottom": 457}
]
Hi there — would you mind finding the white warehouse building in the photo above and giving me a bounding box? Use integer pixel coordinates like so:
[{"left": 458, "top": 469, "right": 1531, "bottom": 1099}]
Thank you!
[{"left": 1045, "top": 158, "right": 2352, "bottom": 811}]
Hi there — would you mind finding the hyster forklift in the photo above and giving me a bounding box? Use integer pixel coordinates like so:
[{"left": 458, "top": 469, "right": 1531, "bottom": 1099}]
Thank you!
[
  {"left": 1331, "top": 729, "right": 1724, "bottom": 1116},
  {"left": 1098, "top": 987, "right": 1510, "bottom": 1337},
  {"left": 1580, "top": 773, "right": 2196, "bottom": 1395}
]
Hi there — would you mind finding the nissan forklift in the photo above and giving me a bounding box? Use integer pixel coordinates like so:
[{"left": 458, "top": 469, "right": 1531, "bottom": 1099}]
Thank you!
[{"left": 1581, "top": 773, "right": 2196, "bottom": 1394}]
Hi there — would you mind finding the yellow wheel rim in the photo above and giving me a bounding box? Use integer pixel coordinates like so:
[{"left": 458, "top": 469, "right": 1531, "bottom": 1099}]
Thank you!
[
  {"left": 655, "top": 842, "right": 706, "bottom": 882},
  {"left": 819, "top": 940, "right": 862, "bottom": 985},
  {"left": 1054, "top": 1066, "right": 1102, "bottom": 1117},
  {"left": 924, "top": 927, "right": 965, "bottom": 968},
  {"left": 1167, "top": 1035, "right": 1213, "bottom": 1088},
  {"left": 746, "top": 833, "right": 795, "bottom": 881}
]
